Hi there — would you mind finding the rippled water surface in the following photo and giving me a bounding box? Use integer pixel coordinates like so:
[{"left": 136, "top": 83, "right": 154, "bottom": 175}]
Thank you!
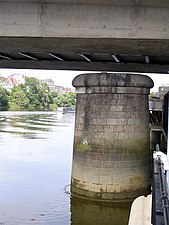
[
  {"left": 0, "top": 111, "right": 131, "bottom": 225},
  {"left": 0, "top": 111, "right": 73, "bottom": 225}
]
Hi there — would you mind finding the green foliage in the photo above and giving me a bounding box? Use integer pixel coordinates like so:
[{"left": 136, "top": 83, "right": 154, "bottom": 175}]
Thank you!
[
  {"left": 0, "top": 76, "right": 76, "bottom": 111},
  {"left": 9, "top": 85, "right": 30, "bottom": 110},
  {"left": 149, "top": 92, "right": 156, "bottom": 97},
  {"left": 0, "top": 87, "right": 9, "bottom": 110},
  {"left": 53, "top": 92, "right": 76, "bottom": 107},
  {"left": 16, "top": 77, "right": 53, "bottom": 110}
]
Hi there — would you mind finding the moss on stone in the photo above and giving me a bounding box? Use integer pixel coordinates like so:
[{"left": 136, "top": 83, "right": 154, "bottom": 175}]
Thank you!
[{"left": 75, "top": 143, "right": 90, "bottom": 152}]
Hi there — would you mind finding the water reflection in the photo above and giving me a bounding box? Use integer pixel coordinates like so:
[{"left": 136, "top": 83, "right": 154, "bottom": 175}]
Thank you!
[
  {"left": 71, "top": 196, "right": 131, "bottom": 225},
  {"left": 0, "top": 111, "right": 74, "bottom": 225},
  {"left": 0, "top": 111, "right": 72, "bottom": 140},
  {"left": 0, "top": 111, "right": 131, "bottom": 225}
]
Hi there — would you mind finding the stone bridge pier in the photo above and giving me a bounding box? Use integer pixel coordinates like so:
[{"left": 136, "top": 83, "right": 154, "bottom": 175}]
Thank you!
[{"left": 71, "top": 73, "right": 154, "bottom": 201}]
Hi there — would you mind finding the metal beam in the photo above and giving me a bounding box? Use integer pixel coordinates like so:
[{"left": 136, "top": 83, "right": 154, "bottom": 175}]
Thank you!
[
  {"left": 145, "top": 55, "right": 150, "bottom": 64},
  {"left": 49, "top": 53, "right": 64, "bottom": 61},
  {"left": 79, "top": 53, "right": 92, "bottom": 62},
  {"left": 0, "top": 54, "right": 11, "bottom": 60},
  {"left": 111, "top": 54, "right": 120, "bottom": 63},
  {"left": 18, "top": 52, "right": 38, "bottom": 61}
]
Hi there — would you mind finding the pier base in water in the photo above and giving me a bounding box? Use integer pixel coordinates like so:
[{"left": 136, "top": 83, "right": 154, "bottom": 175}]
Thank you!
[{"left": 71, "top": 73, "right": 154, "bottom": 201}]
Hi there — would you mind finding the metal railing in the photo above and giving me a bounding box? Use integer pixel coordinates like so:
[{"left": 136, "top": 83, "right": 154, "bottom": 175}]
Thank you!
[
  {"left": 152, "top": 144, "right": 169, "bottom": 225},
  {"left": 157, "top": 157, "right": 169, "bottom": 225}
]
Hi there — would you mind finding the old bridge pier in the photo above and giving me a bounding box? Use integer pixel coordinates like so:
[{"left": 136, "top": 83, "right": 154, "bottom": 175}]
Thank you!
[{"left": 71, "top": 73, "right": 154, "bottom": 201}]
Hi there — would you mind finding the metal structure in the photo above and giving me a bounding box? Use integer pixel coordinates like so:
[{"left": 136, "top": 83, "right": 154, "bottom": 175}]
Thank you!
[
  {"left": 1, "top": 51, "right": 169, "bottom": 72},
  {"left": 152, "top": 147, "right": 169, "bottom": 225},
  {"left": 152, "top": 92, "right": 169, "bottom": 225}
]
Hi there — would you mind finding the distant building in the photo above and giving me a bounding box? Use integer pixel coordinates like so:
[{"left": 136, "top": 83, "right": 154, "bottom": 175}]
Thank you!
[
  {"left": 40, "top": 79, "right": 75, "bottom": 92},
  {"left": 7, "top": 74, "right": 26, "bottom": 85},
  {"left": 0, "top": 74, "right": 75, "bottom": 93},
  {"left": 158, "top": 85, "right": 169, "bottom": 97},
  {"left": 0, "top": 74, "right": 26, "bottom": 91},
  {"left": 150, "top": 84, "right": 169, "bottom": 99},
  {"left": 0, "top": 76, "right": 13, "bottom": 91},
  {"left": 54, "top": 86, "right": 75, "bottom": 92}
]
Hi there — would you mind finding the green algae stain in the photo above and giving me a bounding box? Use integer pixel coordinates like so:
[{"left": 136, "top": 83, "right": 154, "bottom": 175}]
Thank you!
[
  {"left": 76, "top": 143, "right": 90, "bottom": 152},
  {"left": 74, "top": 136, "right": 91, "bottom": 152}
]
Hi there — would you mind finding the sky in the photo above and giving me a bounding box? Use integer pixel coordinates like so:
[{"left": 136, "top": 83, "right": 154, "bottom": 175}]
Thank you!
[{"left": 0, "top": 68, "right": 169, "bottom": 92}]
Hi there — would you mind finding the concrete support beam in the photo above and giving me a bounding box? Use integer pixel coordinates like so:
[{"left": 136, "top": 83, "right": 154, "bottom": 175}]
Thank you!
[
  {"left": 1, "top": 1, "right": 169, "bottom": 39},
  {"left": 0, "top": 2, "right": 169, "bottom": 71},
  {"left": 1, "top": 58, "right": 169, "bottom": 73}
]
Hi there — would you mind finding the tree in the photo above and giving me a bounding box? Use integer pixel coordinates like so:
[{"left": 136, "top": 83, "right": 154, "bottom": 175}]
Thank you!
[
  {"left": 9, "top": 85, "right": 30, "bottom": 110},
  {"left": 53, "top": 92, "right": 76, "bottom": 107},
  {"left": 0, "top": 87, "right": 9, "bottom": 110},
  {"left": 20, "top": 77, "right": 52, "bottom": 110},
  {"left": 5, "top": 76, "right": 76, "bottom": 111}
]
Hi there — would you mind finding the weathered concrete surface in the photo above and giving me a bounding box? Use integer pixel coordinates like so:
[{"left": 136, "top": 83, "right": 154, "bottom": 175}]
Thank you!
[
  {"left": 71, "top": 73, "right": 154, "bottom": 201},
  {"left": 128, "top": 195, "right": 152, "bottom": 225},
  {"left": 0, "top": 1, "right": 169, "bottom": 71},
  {"left": 1, "top": 1, "right": 169, "bottom": 39}
]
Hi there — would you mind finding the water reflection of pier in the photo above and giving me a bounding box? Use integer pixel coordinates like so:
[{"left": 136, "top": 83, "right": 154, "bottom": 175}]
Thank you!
[{"left": 71, "top": 196, "right": 131, "bottom": 225}]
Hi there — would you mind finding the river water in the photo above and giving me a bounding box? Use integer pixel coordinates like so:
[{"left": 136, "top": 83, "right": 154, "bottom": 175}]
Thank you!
[{"left": 0, "top": 111, "right": 131, "bottom": 225}]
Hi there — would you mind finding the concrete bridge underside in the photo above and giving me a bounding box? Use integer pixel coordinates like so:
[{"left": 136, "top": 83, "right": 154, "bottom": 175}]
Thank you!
[{"left": 1, "top": 0, "right": 169, "bottom": 73}]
